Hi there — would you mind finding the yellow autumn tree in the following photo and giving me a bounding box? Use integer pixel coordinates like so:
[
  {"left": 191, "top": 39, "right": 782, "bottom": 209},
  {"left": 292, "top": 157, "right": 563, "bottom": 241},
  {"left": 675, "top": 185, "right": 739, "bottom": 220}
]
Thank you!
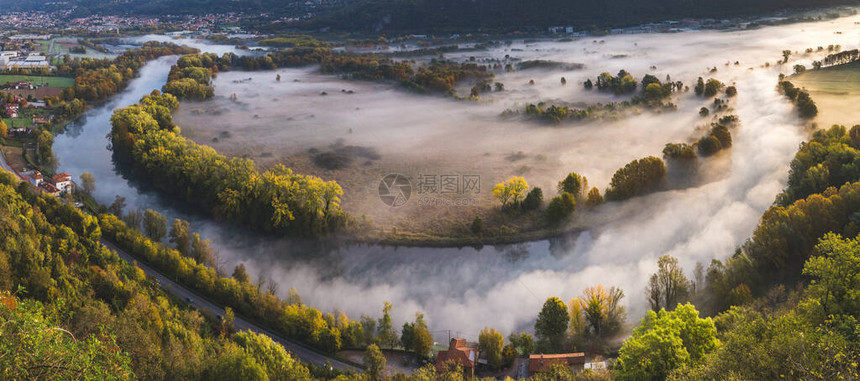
[{"left": 492, "top": 176, "right": 529, "bottom": 209}]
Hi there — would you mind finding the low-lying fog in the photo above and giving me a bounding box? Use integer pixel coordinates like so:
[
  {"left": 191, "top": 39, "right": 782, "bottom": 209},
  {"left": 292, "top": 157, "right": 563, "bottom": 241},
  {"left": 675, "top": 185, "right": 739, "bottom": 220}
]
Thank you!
[{"left": 65, "top": 14, "right": 860, "bottom": 339}]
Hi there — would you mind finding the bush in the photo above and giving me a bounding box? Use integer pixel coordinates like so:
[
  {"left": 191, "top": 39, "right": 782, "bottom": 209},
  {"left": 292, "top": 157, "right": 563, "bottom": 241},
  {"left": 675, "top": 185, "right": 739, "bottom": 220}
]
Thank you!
[
  {"left": 546, "top": 192, "right": 576, "bottom": 225},
  {"left": 522, "top": 187, "right": 544, "bottom": 211}
]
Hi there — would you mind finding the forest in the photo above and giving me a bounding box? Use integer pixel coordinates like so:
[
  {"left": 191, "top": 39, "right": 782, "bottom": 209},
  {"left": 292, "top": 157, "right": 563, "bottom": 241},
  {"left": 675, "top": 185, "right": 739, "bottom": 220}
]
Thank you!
[{"left": 0, "top": 170, "right": 315, "bottom": 380}]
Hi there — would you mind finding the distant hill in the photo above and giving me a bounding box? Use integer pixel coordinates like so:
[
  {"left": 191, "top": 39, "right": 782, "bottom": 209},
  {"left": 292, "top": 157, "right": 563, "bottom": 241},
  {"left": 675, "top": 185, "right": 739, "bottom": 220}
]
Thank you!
[
  {"left": 6, "top": 0, "right": 857, "bottom": 33},
  {"left": 302, "top": 0, "right": 857, "bottom": 33},
  {"left": 6, "top": 0, "right": 345, "bottom": 17}
]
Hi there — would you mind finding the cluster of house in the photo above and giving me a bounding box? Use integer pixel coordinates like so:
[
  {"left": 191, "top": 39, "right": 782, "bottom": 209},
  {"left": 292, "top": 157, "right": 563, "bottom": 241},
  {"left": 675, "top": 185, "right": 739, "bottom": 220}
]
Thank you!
[
  {"left": 18, "top": 169, "right": 72, "bottom": 197},
  {"left": 1, "top": 51, "right": 51, "bottom": 70},
  {"left": 1, "top": 95, "right": 51, "bottom": 135},
  {"left": 435, "top": 338, "right": 603, "bottom": 378}
]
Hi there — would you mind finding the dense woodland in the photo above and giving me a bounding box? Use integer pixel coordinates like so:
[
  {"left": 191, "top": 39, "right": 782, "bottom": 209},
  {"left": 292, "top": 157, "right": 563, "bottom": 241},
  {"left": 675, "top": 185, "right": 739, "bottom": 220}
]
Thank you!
[{"left": 0, "top": 171, "right": 314, "bottom": 380}]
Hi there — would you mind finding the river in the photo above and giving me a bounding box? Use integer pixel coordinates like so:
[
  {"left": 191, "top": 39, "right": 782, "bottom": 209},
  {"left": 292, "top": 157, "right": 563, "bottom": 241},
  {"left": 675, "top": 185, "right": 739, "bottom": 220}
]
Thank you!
[{"left": 51, "top": 16, "right": 859, "bottom": 339}]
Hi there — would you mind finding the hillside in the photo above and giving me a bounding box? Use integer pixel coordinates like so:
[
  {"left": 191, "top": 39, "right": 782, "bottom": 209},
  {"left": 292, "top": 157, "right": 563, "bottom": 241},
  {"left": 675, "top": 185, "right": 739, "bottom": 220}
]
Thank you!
[{"left": 302, "top": 0, "right": 857, "bottom": 33}]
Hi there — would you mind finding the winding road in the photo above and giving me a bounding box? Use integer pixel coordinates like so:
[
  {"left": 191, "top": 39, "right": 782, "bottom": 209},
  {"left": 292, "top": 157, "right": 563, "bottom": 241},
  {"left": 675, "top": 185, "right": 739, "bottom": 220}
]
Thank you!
[{"left": 101, "top": 240, "right": 362, "bottom": 373}]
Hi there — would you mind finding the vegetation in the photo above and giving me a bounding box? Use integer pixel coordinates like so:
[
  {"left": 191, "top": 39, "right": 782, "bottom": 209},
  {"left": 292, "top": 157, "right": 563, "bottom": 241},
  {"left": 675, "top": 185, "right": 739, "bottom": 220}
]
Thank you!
[
  {"left": 778, "top": 80, "right": 818, "bottom": 119},
  {"left": 616, "top": 304, "right": 718, "bottom": 380},
  {"left": 534, "top": 297, "right": 569, "bottom": 353},
  {"left": 0, "top": 170, "right": 317, "bottom": 379},
  {"left": 109, "top": 91, "right": 346, "bottom": 237},
  {"left": 492, "top": 176, "right": 529, "bottom": 210},
  {"left": 604, "top": 156, "right": 666, "bottom": 201}
]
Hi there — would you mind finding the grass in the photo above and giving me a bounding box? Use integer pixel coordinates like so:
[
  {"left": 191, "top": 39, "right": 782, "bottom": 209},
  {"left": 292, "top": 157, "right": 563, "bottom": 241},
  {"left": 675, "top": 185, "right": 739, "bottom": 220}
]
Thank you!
[
  {"left": 792, "top": 61, "right": 860, "bottom": 95},
  {"left": 792, "top": 61, "right": 860, "bottom": 127},
  {"left": 0, "top": 74, "right": 75, "bottom": 88}
]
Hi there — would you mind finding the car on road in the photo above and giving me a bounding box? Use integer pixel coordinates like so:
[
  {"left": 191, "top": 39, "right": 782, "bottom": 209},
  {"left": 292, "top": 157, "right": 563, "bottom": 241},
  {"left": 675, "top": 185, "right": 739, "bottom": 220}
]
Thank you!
[{"left": 186, "top": 297, "right": 193, "bottom": 303}]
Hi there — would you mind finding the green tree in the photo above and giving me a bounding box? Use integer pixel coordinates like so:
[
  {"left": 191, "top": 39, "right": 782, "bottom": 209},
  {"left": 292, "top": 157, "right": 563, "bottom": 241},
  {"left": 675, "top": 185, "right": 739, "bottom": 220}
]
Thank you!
[
  {"left": 803, "top": 233, "right": 860, "bottom": 316},
  {"left": 169, "top": 218, "right": 192, "bottom": 256},
  {"left": 479, "top": 327, "right": 505, "bottom": 370},
  {"left": 558, "top": 172, "right": 584, "bottom": 198},
  {"left": 646, "top": 255, "right": 692, "bottom": 312},
  {"left": 616, "top": 303, "right": 719, "bottom": 381},
  {"left": 522, "top": 187, "right": 544, "bottom": 211},
  {"left": 377, "top": 302, "right": 398, "bottom": 349},
  {"left": 535, "top": 297, "right": 569, "bottom": 353},
  {"left": 233, "top": 331, "right": 312, "bottom": 381},
  {"left": 604, "top": 156, "right": 666, "bottom": 201},
  {"left": 233, "top": 263, "right": 250, "bottom": 283},
  {"left": 493, "top": 176, "right": 529, "bottom": 209},
  {"left": 502, "top": 344, "right": 518, "bottom": 368},
  {"left": 509, "top": 332, "right": 534, "bottom": 356},
  {"left": 470, "top": 215, "right": 483, "bottom": 235},
  {"left": 364, "top": 344, "right": 386, "bottom": 381},
  {"left": 143, "top": 209, "right": 167, "bottom": 241},
  {"left": 546, "top": 192, "right": 576, "bottom": 225}
]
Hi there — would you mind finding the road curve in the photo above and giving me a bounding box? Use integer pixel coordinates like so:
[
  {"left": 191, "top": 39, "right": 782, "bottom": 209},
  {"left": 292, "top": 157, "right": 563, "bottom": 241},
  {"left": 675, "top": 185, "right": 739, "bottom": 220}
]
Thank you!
[{"left": 101, "top": 239, "right": 362, "bottom": 373}]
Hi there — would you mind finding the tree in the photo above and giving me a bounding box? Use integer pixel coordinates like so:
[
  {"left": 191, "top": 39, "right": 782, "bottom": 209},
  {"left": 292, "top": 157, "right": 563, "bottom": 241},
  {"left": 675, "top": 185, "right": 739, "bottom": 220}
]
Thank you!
[
  {"left": 470, "top": 216, "right": 483, "bottom": 235},
  {"left": 401, "top": 313, "right": 432, "bottom": 358},
  {"left": 509, "top": 332, "right": 534, "bottom": 356},
  {"left": 646, "top": 255, "right": 692, "bottom": 312},
  {"left": 364, "top": 344, "right": 386, "bottom": 381},
  {"left": 502, "top": 344, "right": 517, "bottom": 368},
  {"left": 616, "top": 304, "right": 719, "bottom": 381},
  {"left": 479, "top": 327, "right": 504, "bottom": 370},
  {"left": 535, "top": 297, "right": 568, "bottom": 353},
  {"left": 569, "top": 285, "right": 626, "bottom": 339},
  {"left": 377, "top": 302, "right": 398, "bottom": 349},
  {"left": 803, "top": 233, "right": 860, "bottom": 316},
  {"left": 109, "top": 195, "right": 126, "bottom": 217},
  {"left": 123, "top": 209, "right": 143, "bottom": 230},
  {"left": 143, "top": 209, "right": 167, "bottom": 241},
  {"left": 222, "top": 307, "right": 235, "bottom": 336},
  {"left": 584, "top": 79, "right": 593, "bottom": 89},
  {"left": 522, "top": 187, "right": 543, "bottom": 211},
  {"left": 233, "top": 264, "right": 250, "bottom": 283},
  {"left": 586, "top": 187, "right": 603, "bottom": 207},
  {"left": 699, "top": 107, "right": 709, "bottom": 117},
  {"left": 492, "top": 176, "right": 529, "bottom": 209},
  {"left": 558, "top": 172, "right": 584, "bottom": 197},
  {"left": 546, "top": 192, "right": 576, "bottom": 225},
  {"left": 694, "top": 77, "right": 704, "bottom": 96},
  {"left": 604, "top": 156, "right": 666, "bottom": 201},
  {"left": 79, "top": 172, "right": 95, "bottom": 194},
  {"left": 191, "top": 233, "right": 214, "bottom": 266},
  {"left": 169, "top": 218, "right": 192, "bottom": 256},
  {"left": 725, "top": 86, "right": 737, "bottom": 97}
]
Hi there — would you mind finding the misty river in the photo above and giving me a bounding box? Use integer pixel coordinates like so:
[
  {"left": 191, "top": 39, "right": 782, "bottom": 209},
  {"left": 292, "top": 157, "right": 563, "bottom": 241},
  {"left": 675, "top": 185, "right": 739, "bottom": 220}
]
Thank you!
[{"left": 51, "top": 15, "right": 859, "bottom": 339}]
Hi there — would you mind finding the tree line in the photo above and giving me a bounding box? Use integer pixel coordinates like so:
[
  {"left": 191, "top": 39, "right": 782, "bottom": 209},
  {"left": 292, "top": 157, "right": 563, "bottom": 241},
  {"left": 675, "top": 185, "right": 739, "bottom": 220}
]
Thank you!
[
  {"left": 109, "top": 91, "right": 347, "bottom": 237},
  {"left": 0, "top": 170, "right": 317, "bottom": 380}
]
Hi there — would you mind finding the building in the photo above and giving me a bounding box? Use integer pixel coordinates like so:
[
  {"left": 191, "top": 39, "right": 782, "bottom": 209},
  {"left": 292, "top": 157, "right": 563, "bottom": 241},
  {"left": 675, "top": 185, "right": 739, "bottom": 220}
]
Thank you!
[
  {"left": 39, "top": 182, "right": 60, "bottom": 197},
  {"left": 52, "top": 172, "right": 72, "bottom": 193},
  {"left": 435, "top": 338, "right": 477, "bottom": 376},
  {"left": 528, "top": 353, "right": 586, "bottom": 375},
  {"left": 1, "top": 52, "right": 51, "bottom": 70}
]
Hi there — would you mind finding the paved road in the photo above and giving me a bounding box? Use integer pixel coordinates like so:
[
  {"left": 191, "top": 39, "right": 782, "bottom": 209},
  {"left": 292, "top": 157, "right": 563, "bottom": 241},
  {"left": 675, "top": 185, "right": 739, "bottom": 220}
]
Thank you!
[
  {"left": 101, "top": 240, "right": 362, "bottom": 373},
  {"left": 0, "top": 147, "right": 16, "bottom": 174}
]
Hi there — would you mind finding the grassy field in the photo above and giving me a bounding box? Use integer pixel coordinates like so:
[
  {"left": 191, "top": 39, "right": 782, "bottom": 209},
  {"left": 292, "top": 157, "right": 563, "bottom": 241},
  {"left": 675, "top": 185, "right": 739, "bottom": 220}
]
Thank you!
[
  {"left": 0, "top": 74, "right": 75, "bottom": 88},
  {"left": 792, "top": 61, "right": 860, "bottom": 127}
]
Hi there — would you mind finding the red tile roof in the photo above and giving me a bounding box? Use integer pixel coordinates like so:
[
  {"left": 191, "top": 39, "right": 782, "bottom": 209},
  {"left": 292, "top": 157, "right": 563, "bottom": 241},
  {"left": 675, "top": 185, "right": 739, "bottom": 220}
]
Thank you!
[
  {"left": 528, "top": 353, "right": 586, "bottom": 373},
  {"left": 435, "top": 338, "right": 477, "bottom": 372}
]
